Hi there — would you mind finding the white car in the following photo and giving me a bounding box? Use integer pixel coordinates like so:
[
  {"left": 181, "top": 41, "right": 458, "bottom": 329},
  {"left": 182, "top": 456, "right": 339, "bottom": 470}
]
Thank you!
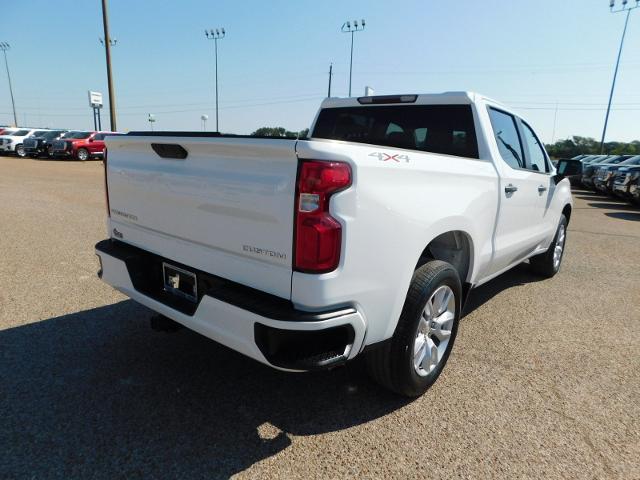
[
  {"left": 0, "top": 128, "right": 48, "bottom": 156},
  {"left": 95, "top": 92, "right": 572, "bottom": 397}
]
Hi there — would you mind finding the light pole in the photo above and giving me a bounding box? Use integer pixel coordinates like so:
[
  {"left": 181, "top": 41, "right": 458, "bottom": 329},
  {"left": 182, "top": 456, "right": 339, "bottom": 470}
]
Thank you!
[
  {"left": 100, "top": 0, "right": 117, "bottom": 131},
  {"left": 201, "top": 114, "right": 208, "bottom": 131},
  {"left": 600, "top": 0, "right": 639, "bottom": 153},
  {"left": 0, "top": 42, "right": 17, "bottom": 126},
  {"left": 148, "top": 113, "right": 156, "bottom": 131},
  {"left": 341, "top": 19, "right": 365, "bottom": 97},
  {"left": 99, "top": 37, "right": 118, "bottom": 47},
  {"left": 205, "top": 28, "right": 225, "bottom": 132}
]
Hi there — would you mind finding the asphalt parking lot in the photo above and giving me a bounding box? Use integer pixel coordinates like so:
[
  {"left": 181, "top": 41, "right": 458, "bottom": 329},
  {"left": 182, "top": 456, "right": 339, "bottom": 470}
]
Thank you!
[{"left": 0, "top": 155, "right": 638, "bottom": 479}]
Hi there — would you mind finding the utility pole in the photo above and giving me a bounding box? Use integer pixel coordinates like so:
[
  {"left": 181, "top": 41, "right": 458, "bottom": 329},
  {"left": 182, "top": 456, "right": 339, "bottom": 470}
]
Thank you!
[
  {"left": 100, "top": 0, "right": 117, "bottom": 131},
  {"left": 205, "top": 28, "right": 226, "bottom": 132},
  {"left": 341, "top": 19, "right": 365, "bottom": 97},
  {"left": 327, "top": 63, "right": 333, "bottom": 97},
  {"left": 0, "top": 43, "right": 18, "bottom": 126},
  {"left": 600, "top": 0, "right": 638, "bottom": 153}
]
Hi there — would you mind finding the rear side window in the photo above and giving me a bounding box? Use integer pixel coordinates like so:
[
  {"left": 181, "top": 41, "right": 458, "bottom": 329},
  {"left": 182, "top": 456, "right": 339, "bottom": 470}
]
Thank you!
[
  {"left": 487, "top": 108, "right": 524, "bottom": 169},
  {"left": 521, "top": 122, "right": 549, "bottom": 173},
  {"left": 312, "top": 104, "right": 479, "bottom": 159}
]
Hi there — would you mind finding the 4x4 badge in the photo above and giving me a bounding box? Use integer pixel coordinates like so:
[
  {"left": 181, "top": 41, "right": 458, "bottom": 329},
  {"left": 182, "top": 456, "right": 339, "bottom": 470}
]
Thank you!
[{"left": 369, "top": 152, "right": 410, "bottom": 163}]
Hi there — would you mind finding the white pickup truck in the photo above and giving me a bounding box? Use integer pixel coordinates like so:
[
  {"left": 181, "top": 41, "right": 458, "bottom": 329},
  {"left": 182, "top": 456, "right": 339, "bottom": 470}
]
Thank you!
[{"left": 96, "top": 92, "right": 572, "bottom": 397}]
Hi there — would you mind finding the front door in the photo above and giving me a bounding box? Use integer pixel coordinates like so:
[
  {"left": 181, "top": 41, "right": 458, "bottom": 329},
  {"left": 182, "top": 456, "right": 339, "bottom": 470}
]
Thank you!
[{"left": 486, "top": 108, "right": 546, "bottom": 276}]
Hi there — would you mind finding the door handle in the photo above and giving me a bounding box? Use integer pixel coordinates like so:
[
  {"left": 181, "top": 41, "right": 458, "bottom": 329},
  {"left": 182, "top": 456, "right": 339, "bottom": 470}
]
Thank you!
[
  {"left": 504, "top": 184, "right": 518, "bottom": 194},
  {"left": 538, "top": 185, "right": 548, "bottom": 193}
]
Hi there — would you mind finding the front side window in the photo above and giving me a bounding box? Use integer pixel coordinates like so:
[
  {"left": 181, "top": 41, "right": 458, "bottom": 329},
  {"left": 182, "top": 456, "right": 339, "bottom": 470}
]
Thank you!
[
  {"left": 312, "top": 104, "right": 479, "bottom": 158},
  {"left": 12, "top": 130, "right": 30, "bottom": 137},
  {"left": 487, "top": 108, "right": 523, "bottom": 170},
  {"left": 521, "top": 122, "right": 548, "bottom": 173},
  {"left": 93, "top": 133, "right": 106, "bottom": 141}
]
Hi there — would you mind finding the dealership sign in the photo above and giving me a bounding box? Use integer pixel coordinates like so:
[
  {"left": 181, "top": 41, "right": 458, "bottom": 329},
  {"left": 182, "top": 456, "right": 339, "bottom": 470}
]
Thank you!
[{"left": 88, "top": 91, "right": 103, "bottom": 108}]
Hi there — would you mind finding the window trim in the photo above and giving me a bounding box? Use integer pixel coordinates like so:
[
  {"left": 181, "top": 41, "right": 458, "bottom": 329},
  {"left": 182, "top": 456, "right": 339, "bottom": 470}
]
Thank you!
[
  {"left": 519, "top": 119, "right": 551, "bottom": 175},
  {"left": 487, "top": 106, "right": 526, "bottom": 171}
]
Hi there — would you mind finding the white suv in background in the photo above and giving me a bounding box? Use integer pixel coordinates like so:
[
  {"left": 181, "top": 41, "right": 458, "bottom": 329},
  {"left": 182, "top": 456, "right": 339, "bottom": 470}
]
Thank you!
[{"left": 0, "top": 128, "right": 47, "bottom": 156}]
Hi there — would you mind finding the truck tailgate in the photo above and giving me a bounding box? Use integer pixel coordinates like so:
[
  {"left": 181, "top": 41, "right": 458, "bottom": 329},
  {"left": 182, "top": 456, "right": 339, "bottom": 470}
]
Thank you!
[{"left": 105, "top": 135, "right": 298, "bottom": 299}]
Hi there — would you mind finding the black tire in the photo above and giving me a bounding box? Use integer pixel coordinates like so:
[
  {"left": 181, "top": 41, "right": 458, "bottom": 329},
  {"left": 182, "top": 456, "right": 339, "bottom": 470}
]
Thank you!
[
  {"left": 77, "top": 148, "right": 89, "bottom": 161},
  {"left": 530, "top": 214, "right": 568, "bottom": 278},
  {"left": 15, "top": 144, "right": 25, "bottom": 157},
  {"left": 366, "top": 260, "right": 462, "bottom": 397}
]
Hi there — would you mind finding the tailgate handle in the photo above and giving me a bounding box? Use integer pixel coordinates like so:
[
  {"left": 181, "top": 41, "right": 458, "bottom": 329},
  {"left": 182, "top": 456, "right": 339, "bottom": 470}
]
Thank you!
[{"left": 151, "top": 143, "right": 188, "bottom": 159}]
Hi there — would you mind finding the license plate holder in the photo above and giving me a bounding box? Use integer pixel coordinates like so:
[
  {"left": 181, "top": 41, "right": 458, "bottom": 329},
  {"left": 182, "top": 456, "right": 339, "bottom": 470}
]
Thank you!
[{"left": 162, "top": 262, "right": 198, "bottom": 303}]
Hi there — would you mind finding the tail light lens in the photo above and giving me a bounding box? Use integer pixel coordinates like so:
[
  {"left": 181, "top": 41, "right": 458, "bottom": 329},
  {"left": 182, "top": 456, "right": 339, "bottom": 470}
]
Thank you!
[
  {"left": 103, "top": 148, "right": 110, "bottom": 217},
  {"left": 294, "top": 160, "right": 352, "bottom": 273}
]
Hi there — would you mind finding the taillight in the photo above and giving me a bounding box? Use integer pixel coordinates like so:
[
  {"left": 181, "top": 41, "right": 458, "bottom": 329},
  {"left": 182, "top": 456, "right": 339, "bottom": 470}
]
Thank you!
[
  {"left": 294, "top": 160, "right": 352, "bottom": 273},
  {"left": 103, "top": 148, "right": 110, "bottom": 217}
]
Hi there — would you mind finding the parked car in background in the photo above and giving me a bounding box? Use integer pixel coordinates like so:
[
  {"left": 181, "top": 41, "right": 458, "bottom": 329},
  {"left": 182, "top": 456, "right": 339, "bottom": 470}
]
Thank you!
[
  {"left": 16, "top": 129, "right": 52, "bottom": 157},
  {"left": 631, "top": 173, "right": 640, "bottom": 205},
  {"left": 612, "top": 165, "right": 640, "bottom": 203},
  {"left": 0, "top": 128, "right": 50, "bottom": 156},
  {"left": 51, "top": 131, "right": 120, "bottom": 160},
  {"left": 23, "top": 130, "right": 68, "bottom": 158},
  {"left": 581, "top": 155, "right": 628, "bottom": 189},
  {"left": 581, "top": 155, "right": 608, "bottom": 164},
  {"left": 593, "top": 155, "right": 640, "bottom": 195}
]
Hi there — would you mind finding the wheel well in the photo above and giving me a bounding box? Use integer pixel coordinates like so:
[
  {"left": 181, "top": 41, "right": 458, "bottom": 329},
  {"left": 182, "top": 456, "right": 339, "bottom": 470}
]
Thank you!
[
  {"left": 562, "top": 204, "right": 572, "bottom": 224},
  {"left": 416, "top": 231, "right": 472, "bottom": 283}
]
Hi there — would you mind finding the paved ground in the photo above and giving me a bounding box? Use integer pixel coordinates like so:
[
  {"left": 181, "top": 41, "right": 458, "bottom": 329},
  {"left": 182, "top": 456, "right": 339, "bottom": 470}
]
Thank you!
[{"left": 0, "top": 155, "right": 638, "bottom": 479}]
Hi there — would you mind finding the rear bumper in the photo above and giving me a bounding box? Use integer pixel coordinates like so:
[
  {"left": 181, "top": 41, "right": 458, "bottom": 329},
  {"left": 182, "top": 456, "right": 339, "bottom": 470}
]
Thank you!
[{"left": 95, "top": 239, "right": 366, "bottom": 371}]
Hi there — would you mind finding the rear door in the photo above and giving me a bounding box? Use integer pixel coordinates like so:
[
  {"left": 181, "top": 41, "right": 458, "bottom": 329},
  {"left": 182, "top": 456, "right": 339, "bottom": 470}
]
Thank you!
[
  {"left": 486, "top": 107, "right": 547, "bottom": 275},
  {"left": 105, "top": 135, "right": 299, "bottom": 299}
]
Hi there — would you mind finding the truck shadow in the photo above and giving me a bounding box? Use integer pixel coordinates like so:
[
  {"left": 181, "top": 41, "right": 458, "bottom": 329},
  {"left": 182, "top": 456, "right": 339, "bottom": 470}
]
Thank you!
[
  {"left": 464, "top": 263, "right": 544, "bottom": 317},
  {"left": 0, "top": 300, "right": 407, "bottom": 479},
  {"left": 605, "top": 211, "right": 640, "bottom": 222}
]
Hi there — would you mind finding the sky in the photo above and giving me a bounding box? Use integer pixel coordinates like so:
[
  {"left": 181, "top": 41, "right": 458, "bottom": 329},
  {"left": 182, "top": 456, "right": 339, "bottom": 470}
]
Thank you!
[{"left": 1, "top": 0, "right": 639, "bottom": 143}]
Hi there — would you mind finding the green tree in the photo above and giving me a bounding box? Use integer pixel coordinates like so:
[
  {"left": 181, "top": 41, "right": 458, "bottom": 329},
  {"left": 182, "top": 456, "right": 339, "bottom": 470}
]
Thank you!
[
  {"left": 545, "top": 136, "right": 639, "bottom": 158},
  {"left": 250, "top": 126, "right": 309, "bottom": 139}
]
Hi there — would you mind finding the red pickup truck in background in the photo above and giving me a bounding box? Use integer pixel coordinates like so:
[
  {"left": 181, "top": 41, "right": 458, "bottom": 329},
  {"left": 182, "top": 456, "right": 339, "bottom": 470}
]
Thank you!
[{"left": 51, "top": 131, "right": 120, "bottom": 160}]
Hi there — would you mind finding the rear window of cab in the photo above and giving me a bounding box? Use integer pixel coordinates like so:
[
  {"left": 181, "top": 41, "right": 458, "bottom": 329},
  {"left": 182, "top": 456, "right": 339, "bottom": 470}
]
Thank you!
[{"left": 312, "top": 104, "right": 479, "bottom": 159}]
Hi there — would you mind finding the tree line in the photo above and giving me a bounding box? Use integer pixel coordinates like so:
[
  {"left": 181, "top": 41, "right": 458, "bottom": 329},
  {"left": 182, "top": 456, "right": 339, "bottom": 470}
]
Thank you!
[
  {"left": 545, "top": 136, "right": 640, "bottom": 158},
  {"left": 250, "top": 127, "right": 309, "bottom": 139}
]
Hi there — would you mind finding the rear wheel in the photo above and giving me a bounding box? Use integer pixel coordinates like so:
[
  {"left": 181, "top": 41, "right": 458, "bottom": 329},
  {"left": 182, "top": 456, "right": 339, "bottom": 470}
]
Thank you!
[
  {"left": 530, "top": 214, "right": 567, "bottom": 278},
  {"left": 366, "top": 260, "right": 461, "bottom": 397},
  {"left": 15, "top": 144, "right": 25, "bottom": 157},
  {"left": 76, "top": 148, "right": 89, "bottom": 161}
]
